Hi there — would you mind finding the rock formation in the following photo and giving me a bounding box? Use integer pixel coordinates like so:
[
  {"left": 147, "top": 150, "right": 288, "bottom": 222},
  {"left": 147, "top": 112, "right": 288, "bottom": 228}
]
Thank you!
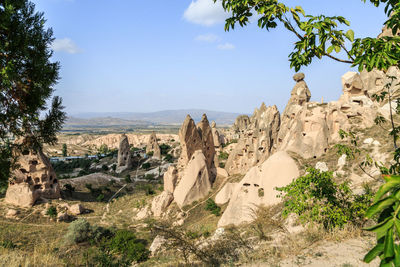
[
  {"left": 225, "top": 103, "right": 280, "bottom": 174},
  {"left": 5, "top": 149, "right": 61, "bottom": 207},
  {"left": 178, "top": 115, "right": 203, "bottom": 169},
  {"left": 163, "top": 165, "right": 178, "bottom": 193},
  {"left": 117, "top": 134, "right": 132, "bottom": 169},
  {"left": 146, "top": 132, "right": 161, "bottom": 159},
  {"left": 173, "top": 150, "right": 211, "bottom": 208},
  {"left": 211, "top": 121, "right": 221, "bottom": 148},
  {"left": 218, "top": 151, "right": 299, "bottom": 227}
]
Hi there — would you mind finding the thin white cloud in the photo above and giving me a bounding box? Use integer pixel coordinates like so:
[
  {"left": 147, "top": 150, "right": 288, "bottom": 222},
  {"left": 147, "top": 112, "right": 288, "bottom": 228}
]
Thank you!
[
  {"left": 217, "top": 43, "right": 235, "bottom": 50},
  {"left": 183, "top": 0, "right": 228, "bottom": 27},
  {"left": 195, "top": 33, "right": 221, "bottom": 43},
  {"left": 51, "top": 38, "right": 81, "bottom": 54}
]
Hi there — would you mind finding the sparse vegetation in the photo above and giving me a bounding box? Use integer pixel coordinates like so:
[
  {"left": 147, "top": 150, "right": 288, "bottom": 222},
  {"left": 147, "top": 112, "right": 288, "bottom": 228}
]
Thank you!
[
  {"left": 205, "top": 198, "right": 221, "bottom": 217},
  {"left": 46, "top": 206, "right": 58, "bottom": 218},
  {"left": 277, "top": 168, "right": 373, "bottom": 229}
]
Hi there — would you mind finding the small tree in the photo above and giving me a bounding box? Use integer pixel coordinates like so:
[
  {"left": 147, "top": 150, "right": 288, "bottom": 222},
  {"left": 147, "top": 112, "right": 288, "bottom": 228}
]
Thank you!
[{"left": 62, "top": 144, "right": 68, "bottom": 157}]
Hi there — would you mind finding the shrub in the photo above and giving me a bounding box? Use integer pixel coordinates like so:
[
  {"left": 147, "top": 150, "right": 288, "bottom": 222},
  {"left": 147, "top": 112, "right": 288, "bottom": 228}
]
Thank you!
[
  {"left": 144, "top": 174, "right": 155, "bottom": 180},
  {"left": 64, "top": 219, "right": 92, "bottom": 244},
  {"left": 146, "top": 151, "right": 154, "bottom": 157},
  {"left": 46, "top": 206, "right": 58, "bottom": 218},
  {"left": 205, "top": 198, "right": 221, "bottom": 216},
  {"left": 105, "top": 230, "right": 149, "bottom": 263},
  {"left": 0, "top": 240, "right": 17, "bottom": 249},
  {"left": 101, "top": 164, "right": 109, "bottom": 171},
  {"left": 111, "top": 164, "right": 117, "bottom": 172},
  {"left": 277, "top": 168, "right": 372, "bottom": 229},
  {"left": 218, "top": 151, "right": 229, "bottom": 160},
  {"left": 125, "top": 174, "right": 132, "bottom": 183},
  {"left": 141, "top": 163, "right": 151, "bottom": 170},
  {"left": 159, "top": 144, "right": 171, "bottom": 155},
  {"left": 164, "top": 154, "right": 173, "bottom": 163},
  {"left": 219, "top": 162, "right": 225, "bottom": 168}
]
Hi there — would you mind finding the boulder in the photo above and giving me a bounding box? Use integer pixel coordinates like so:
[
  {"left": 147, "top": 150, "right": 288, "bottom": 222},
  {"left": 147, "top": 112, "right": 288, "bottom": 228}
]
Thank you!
[
  {"left": 5, "top": 148, "right": 60, "bottom": 207},
  {"left": 146, "top": 132, "right": 161, "bottom": 160},
  {"left": 117, "top": 134, "right": 132, "bottom": 168},
  {"left": 341, "top": 72, "right": 366, "bottom": 97},
  {"left": 151, "top": 191, "right": 174, "bottom": 217},
  {"left": 69, "top": 204, "right": 85, "bottom": 215},
  {"left": 315, "top": 162, "right": 328, "bottom": 172},
  {"left": 218, "top": 151, "right": 299, "bottom": 227},
  {"left": 173, "top": 151, "right": 211, "bottom": 208},
  {"left": 149, "top": 235, "right": 166, "bottom": 255},
  {"left": 5, "top": 209, "right": 19, "bottom": 219},
  {"left": 290, "top": 73, "right": 311, "bottom": 105}
]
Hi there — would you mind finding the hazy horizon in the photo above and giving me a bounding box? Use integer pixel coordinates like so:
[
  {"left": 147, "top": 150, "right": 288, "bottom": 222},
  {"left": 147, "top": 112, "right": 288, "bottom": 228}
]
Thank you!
[{"left": 34, "top": 0, "right": 387, "bottom": 115}]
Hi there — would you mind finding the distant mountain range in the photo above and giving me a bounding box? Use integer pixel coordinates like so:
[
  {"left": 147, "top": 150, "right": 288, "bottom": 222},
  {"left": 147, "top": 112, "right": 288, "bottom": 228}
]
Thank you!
[{"left": 65, "top": 109, "right": 243, "bottom": 127}]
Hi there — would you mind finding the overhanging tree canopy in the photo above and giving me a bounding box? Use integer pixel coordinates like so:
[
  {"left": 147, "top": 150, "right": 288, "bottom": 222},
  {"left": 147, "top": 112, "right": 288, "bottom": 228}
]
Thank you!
[
  {"left": 215, "top": 0, "right": 400, "bottom": 72},
  {"left": 0, "top": 0, "right": 65, "bottom": 184}
]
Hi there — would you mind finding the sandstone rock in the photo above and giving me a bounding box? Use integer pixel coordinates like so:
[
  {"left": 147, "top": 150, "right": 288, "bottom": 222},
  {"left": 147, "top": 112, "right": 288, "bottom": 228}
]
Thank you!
[
  {"left": 215, "top": 183, "right": 237, "bottom": 205},
  {"left": 226, "top": 104, "right": 280, "bottom": 174},
  {"left": 151, "top": 191, "right": 174, "bottom": 217},
  {"left": 338, "top": 154, "right": 347, "bottom": 169},
  {"left": 178, "top": 115, "right": 203, "bottom": 169},
  {"left": 211, "top": 121, "right": 221, "bottom": 148},
  {"left": 216, "top": 167, "right": 228, "bottom": 178},
  {"left": 117, "top": 134, "right": 132, "bottom": 168},
  {"left": 136, "top": 206, "right": 151, "bottom": 220},
  {"left": 146, "top": 132, "right": 161, "bottom": 160},
  {"left": 173, "top": 150, "right": 211, "bottom": 208},
  {"left": 342, "top": 72, "right": 366, "bottom": 97},
  {"left": 278, "top": 106, "right": 329, "bottom": 159},
  {"left": 218, "top": 151, "right": 299, "bottom": 227},
  {"left": 373, "top": 140, "right": 381, "bottom": 146},
  {"left": 149, "top": 235, "right": 166, "bottom": 255},
  {"left": 57, "top": 212, "right": 73, "bottom": 222},
  {"left": 232, "top": 115, "right": 251, "bottom": 136},
  {"left": 290, "top": 73, "right": 311, "bottom": 105},
  {"left": 5, "top": 209, "right": 19, "bottom": 219},
  {"left": 196, "top": 114, "right": 216, "bottom": 174},
  {"left": 163, "top": 165, "right": 178, "bottom": 193},
  {"left": 315, "top": 162, "right": 328, "bottom": 172},
  {"left": 5, "top": 148, "right": 61, "bottom": 207},
  {"left": 363, "top": 138, "right": 374, "bottom": 145},
  {"left": 69, "top": 204, "right": 85, "bottom": 215}
]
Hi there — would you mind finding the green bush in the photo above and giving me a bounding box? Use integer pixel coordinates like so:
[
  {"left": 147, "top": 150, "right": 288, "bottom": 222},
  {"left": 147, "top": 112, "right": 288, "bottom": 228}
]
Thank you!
[
  {"left": 277, "top": 168, "right": 372, "bottom": 229},
  {"left": 164, "top": 154, "right": 173, "bottom": 163},
  {"left": 64, "top": 219, "right": 92, "bottom": 244},
  {"left": 105, "top": 230, "right": 149, "bottom": 263},
  {"left": 46, "top": 206, "right": 58, "bottom": 218},
  {"left": 101, "top": 164, "right": 109, "bottom": 171},
  {"left": 219, "top": 162, "right": 225, "bottom": 168},
  {"left": 218, "top": 151, "right": 229, "bottom": 160},
  {"left": 146, "top": 151, "right": 154, "bottom": 157},
  {"left": 125, "top": 174, "right": 132, "bottom": 183},
  {"left": 159, "top": 144, "right": 171, "bottom": 155},
  {"left": 141, "top": 163, "right": 151, "bottom": 170},
  {"left": 205, "top": 198, "right": 221, "bottom": 216},
  {"left": 0, "top": 240, "right": 17, "bottom": 249}
]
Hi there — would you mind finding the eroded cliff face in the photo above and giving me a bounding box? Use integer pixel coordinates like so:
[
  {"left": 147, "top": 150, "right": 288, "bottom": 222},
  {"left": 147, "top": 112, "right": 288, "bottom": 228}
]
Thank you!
[
  {"left": 225, "top": 104, "right": 280, "bottom": 175},
  {"left": 5, "top": 148, "right": 60, "bottom": 207}
]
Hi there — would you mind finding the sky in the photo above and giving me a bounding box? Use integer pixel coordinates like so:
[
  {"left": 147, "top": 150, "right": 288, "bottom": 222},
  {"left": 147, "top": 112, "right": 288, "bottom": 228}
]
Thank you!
[{"left": 32, "top": 0, "right": 388, "bottom": 115}]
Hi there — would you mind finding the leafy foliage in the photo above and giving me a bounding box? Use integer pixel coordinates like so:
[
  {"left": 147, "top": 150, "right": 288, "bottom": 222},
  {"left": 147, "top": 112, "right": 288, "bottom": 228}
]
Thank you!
[
  {"left": 46, "top": 206, "right": 58, "bottom": 218},
  {"left": 218, "top": 151, "right": 229, "bottom": 160},
  {"left": 104, "top": 230, "right": 149, "bottom": 263},
  {"left": 215, "top": 0, "right": 400, "bottom": 72},
  {"left": 205, "top": 198, "right": 221, "bottom": 216},
  {"left": 277, "top": 168, "right": 372, "bottom": 229}
]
